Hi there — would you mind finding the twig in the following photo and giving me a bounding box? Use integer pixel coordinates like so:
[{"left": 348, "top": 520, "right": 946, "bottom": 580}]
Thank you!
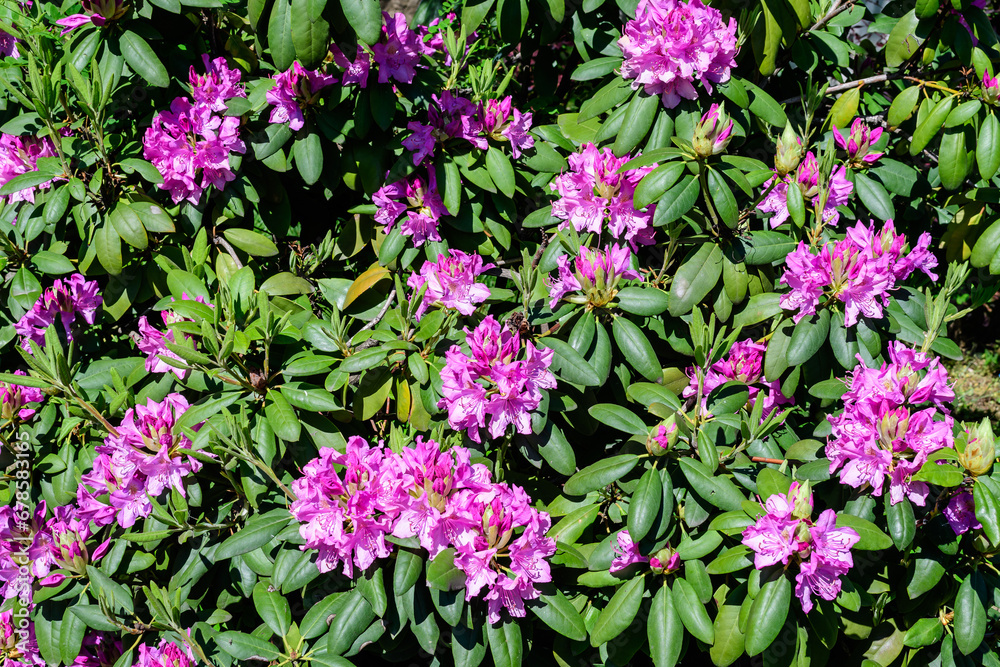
[
  {"left": 357, "top": 289, "right": 396, "bottom": 334},
  {"left": 780, "top": 73, "right": 893, "bottom": 105},
  {"left": 213, "top": 234, "right": 243, "bottom": 269},
  {"left": 751, "top": 456, "right": 786, "bottom": 464},
  {"left": 810, "top": 0, "right": 849, "bottom": 32}
]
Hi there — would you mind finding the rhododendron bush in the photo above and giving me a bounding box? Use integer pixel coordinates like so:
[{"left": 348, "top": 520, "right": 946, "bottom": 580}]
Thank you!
[{"left": 4, "top": 0, "right": 1000, "bottom": 664}]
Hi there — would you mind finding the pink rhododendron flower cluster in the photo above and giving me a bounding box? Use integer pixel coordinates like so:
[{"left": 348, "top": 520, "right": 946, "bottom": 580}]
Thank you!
[
  {"left": 0, "top": 370, "right": 44, "bottom": 421},
  {"left": 609, "top": 529, "right": 680, "bottom": 574},
  {"left": 373, "top": 171, "right": 448, "bottom": 246},
  {"left": 618, "top": 0, "right": 738, "bottom": 108},
  {"left": 373, "top": 12, "right": 435, "bottom": 84},
  {"left": 72, "top": 634, "right": 124, "bottom": 667},
  {"left": 137, "top": 294, "right": 211, "bottom": 379},
  {"left": 944, "top": 492, "right": 981, "bottom": 535},
  {"left": 834, "top": 119, "right": 884, "bottom": 166},
  {"left": 14, "top": 273, "right": 102, "bottom": 352},
  {"left": 265, "top": 62, "right": 336, "bottom": 132},
  {"left": 0, "top": 503, "right": 45, "bottom": 602},
  {"left": 0, "top": 134, "right": 58, "bottom": 204},
  {"left": 548, "top": 243, "right": 641, "bottom": 309},
  {"left": 134, "top": 638, "right": 197, "bottom": 667},
  {"left": 757, "top": 151, "right": 854, "bottom": 228},
  {"left": 55, "top": 0, "right": 127, "bottom": 34},
  {"left": 31, "top": 504, "right": 110, "bottom": 587},
  {"left": 1, "top": 610, "right": 44, "bottom": 667},
  {"left": 439, "top": 315, "right": 556, "bottom": 442},
  {"left": 550, "top": 143, "right": 656, "bottom": 250},
  {"left": 826, "top": 341, "right": 955, "bottom": 506},
  {"left": 683, "top": 339, "right": 792, "bottom": 418},
  {"left": 742, "top": 482, "right": 859, "bottom": 613},
  {"left": 330, "top": 45, "right": 371, "bottom": 87},
  {"left": 779, "top": 219, "right": 938, "bottom": 327},
  {"left": 402, "top": 92, "right": 534, "bottom": 165},
  {"left": 290, "top": 436, "right": 556, "bottom": 623},
  {"left": 407, "top": 250, "right": 493, "bottom": 319},
  {"left": 77, "top": 394, "right": 206, "bottom": 529},
  {"left": 143, "top": 57, "right": 246, "bottom": 205}
]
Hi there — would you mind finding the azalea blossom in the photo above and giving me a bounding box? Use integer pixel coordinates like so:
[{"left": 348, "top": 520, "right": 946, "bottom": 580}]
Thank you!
[
  {"left": 373, "top": 171, "right": 448, "bottom": 246},
  {"left": 134, "top": 638, "right": 198, "bottom": 667},
  {"left": 265, "top": 62, "right": 336, "bottom": 131},
  {"left": 373, "top": 11, "right": 435, "bottom": 84},
  {"left": 330, "top": 44, "right": 371, "bottom": 87},
  {"left": 190, "top": 54, "right": 246, "bottom": 112},
  {"left": 56, "top": 0, "right": 127, "bottom": 35},
  {"left": 683, "top": 338, "right": 793, "bottom": 418},
  {"left": 609, "top": 529, "right": 680, "bottom": 574},
  {"left": 1, "top": 610, "right": 45, "bottom": 667},
  {"left": 834, "top": 119, "right": 884, "bottom": 166},
  {"left": 15, "top": 273, "right": 102, "bottom": 352},
  {"left": 72, "top": 634, "right": 124, "bottom": 667},
  {"left": 31, "top": 505, "right": 110, "bottom": 587},
  {"left": 548, "top": 243, "right": 641, "bottom": 309},
  {"left": 0, "top": 134, "right": 58, "bottom": 204},
  {"left": 408, "top": 250, "right": 493, "bottom": 319},
  {"left": 944, "top": 492, "right": 981, "bottom": 535},
  {"left": 0, "top": 370, "right": 44, "bottom": 421},
  {"left": 757, "top": 151, "right": 853, "bottom": 228},
  {"left": 137, "top": 294, "right": 212, "bottom": 379}
]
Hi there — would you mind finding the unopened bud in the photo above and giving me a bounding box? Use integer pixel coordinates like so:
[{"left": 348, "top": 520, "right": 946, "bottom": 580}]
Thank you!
[
  {"left": 774, "top": 123, "right": 802, "bottom": 176},
  {"left": 647, "top": 416, "right": 679, "bottom": 456},
  {"left": 958, "top": 419, "right": 996, "bottom": 476},
  {"left": 649, "top": 546, "right": 681, "bottom": 574},
  {"left": 692, "top": 104, "right": 734, "bottom": 159},
  {"left": 790, "top": 481, "right": 813, "bottom": 521},
  {"left": 983, "top": 71, "right": 1000, "bottom": 106}
]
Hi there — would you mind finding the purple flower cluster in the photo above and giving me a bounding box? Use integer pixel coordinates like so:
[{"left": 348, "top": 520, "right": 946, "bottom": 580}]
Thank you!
[
  {"left": 609, "top": 529, "right": 680, "bottom": 574},
  {"left": 779, "top": 219, "right": 939, "bottom": 327},
  {"left": 143, "top": 57, "right": 246, "bottom": 205},
  {"left": 944, "top": 492, "right": 981, "bottom": 535},
  {"left": 402, "top": 92, "right": 533, "bottom": 166},
  {"left": 265, "top": 62, "right": 336, "bottom": 132},
  {"left": 373, "top": 171, "right": 448, "bottom": 246},
  {"left": 550, "top": 143, "right": 655, "bottom": 250},
  {"left": 134, "top": 638, "right": 197, "bottom": 667},
  {"left": 439, "top": 316, "right": 556, "bottom": 443},
  {"left": 757, "top": 151, "right": 854, "bottom": 229},
  {"left": 834, "top": 119, "right": 884, "bottom": 167},
  {"left": 548, "top": 244, "right": 641, "bottom": 309},
  {"left": 827, "top": 341, "right": 954, "bottom": 506},
  {"left": 137, "top": 295, "right": 211, "bottom": 379},
  {"left": 14, "top": 273, "right": 102, "bottom": 352},
  {"left": 330, "top": 45, "right": 371, "bottom": 87},
  {"left": 290, "top": 436, "right": 556, "bottom": 623},
  {"left": 742, "top": 483, "right": 859, "bottom": 613},
  {"left": 72, "top": 634, "right": 123, "bottom": 667},
  {"left": 0, "top": 134, "right": 58, "bottom": 204},
  {"left": 77, "top": 394, "right": 206, "bottom": 529},
  {"left": 683, "top": 339, "right": 792, "bottom": 418},
  {"left": 0, "top": 29, "right": 19, "bottom": 59},
  {"left": 0, "top": 504, "right": 44, "bottom": 603},
  {"left": 374, "top": 12, "right": 435, "bottom": 84},
  {"left": 618, "top": 0, "right": 738, "bottom": 108},
  {"left": 0, "top": 371, "right": 44, "bottom": 421},
  {"left": 407, "top": 250, "right": 493, "bottom": 319}
]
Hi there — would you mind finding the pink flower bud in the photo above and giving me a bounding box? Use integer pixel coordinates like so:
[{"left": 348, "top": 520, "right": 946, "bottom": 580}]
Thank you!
[
  {"left": 692, "top": 103, "right": 734, "bottom": 157},
  {"left": 774, "top": 123, "right": 802, "bottom": 176},
  {"left": 835, "top": 119, "right": 884, "bottom": 165}
]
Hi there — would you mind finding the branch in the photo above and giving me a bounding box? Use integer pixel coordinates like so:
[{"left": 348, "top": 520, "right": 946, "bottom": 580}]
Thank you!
[
  {"left": 810, "top": 0, "right": 850, "bottom": 32},
  {"left": 780, "top": 73, "right": 894, "bottom": 105}
]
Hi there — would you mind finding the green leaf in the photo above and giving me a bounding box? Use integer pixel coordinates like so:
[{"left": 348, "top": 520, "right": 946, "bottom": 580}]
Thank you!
[
  {"left": 588, "top": 403, "right": 647, "bottom": 435},
  {"left": 31, "top": 250, "right": 76, "bottom": 275},
  {"left": 564, "top": 454, "right": 639, "bottom": 496},
  {"left": 326, "top": 591, "right": 376, "bottom": 655},
  {"left": 486, "top": 146, "right": 516, "bottom": 198},
  {"left": 216, "top": 632, "right": 281, "bottom": 662},
  {"left": 216, "top": 509, "right": 291, "bottom": 560},
  {"left": 978, "top": 113, "right": 1000, "bottom": 180},
  {"left": 426, "top": 548, "right": 466, "bottom": 591},
  {"left": 671, "top": 578, "right": 714, "bottom": 644},
  {"left": 885, "top": 10, "right": 924, "bottom": 67},
  {"left": 902, "top": 617, "right": 944, "bottom": 648},
  {"left": 854, "top": 172, "right": 894, "bottom": 220},
  {"left": 808, "top": 378, "right": 847, "bottom": 400},
  {"left": 266, "top": 0, "right": 296, "bottom": 70},
  {"left": 634, "top": 162, "right": 685, "bottom": 209},
  {"left": 393, "top": 549, "right": 423, "bottom": 595},
  {"left": 486, "top": 621, "right": 522, "bottom": 667},
  {"left": 438, "top": 158, "right": 462, "bottom": 215},
  {"left": 706, "top": 545, "right": 753, "bottom": 574},
  {"left": 974, "top": 478, "right": 1000, "bottom": 545},
  {"left": 578, "top": 78, "right": 631, "bottom": 123},
  {"left": 829, "top": 86, "right": 860, "bottom": 130},
  {"left": 109, "top": 202, "right": 148, "bottom": 250},
  {"left": 0, "top": 168, "right": 57, "bottom": 197},
  {"left": 911, "top": 459, "right": 964, "bottom": 486},
  {"left": 497, "top": 0, "right": 528, "bottom": 43},
  {"left": 668, "top": 243, "right": 723, "bottom": 316},
  {"left": 743, "top": 575, "right": 791, "bottom": 656},
  {"left": 757, "top": 468, "right": 792, "bottom": 501},
  {"left": 339, "top": 0, "right": 381, "bottom": 43},
  {"left": 224, "top": 228, "right": 279, "bottom": 256},
  {"left": 745, "top": 81, "right": 787, "bottom": 126},
  {"left": 590, "top": 575, "right": 645, "bottom": 646},
  {"left": 290, "top": 0, "right": 330, "bottom": 68},
  {"left": 530, "top": 589, "right": 588, "bottom": 642},
  {"left": 616, "top": 286, "right": 670, "bottom": 316},
  {"left": 130, "top": 200, "right": 175, "bottom": 232},
  {"left": 835, "top": 513, "right": 892, "bottom": 550},
  {"left": 260, "top": 272, "right": 314, "bottom": 295},
  {"left": 649, "top": 583, "right": 683, "bottom": 667},
  {"left": 707, "top": 380, "right": 750, "bottom": 415},
  {"left": 300, "top": 593, "right": 343, "bottom": 639},
  {"left": 280, "top": 384, "right": 340, "bottom": 411},
  {"left": 613, "top": 92, "right": 660, "bottom": 157},
  {"left": 971, "top": 217, "right": 1000, "bottom": 268},
  {"left": 887, "top": 86, "right": 921, "bottom": 127},
  {"left": 253, "top": 582, "right": 292, "bottom": 636},
  {"left": 910, "top": 96, "right": 953, "bottom": 156},
  {"left": 120, "top": 31, "right": 169, "bottom": 87},
  {"left": 354, "top": 367, "right": 393, "bottom": 421},
  {"left": 708, "top": 168, "right": 738, "bottom": 228},
  {"left": 710, "top": 604, "right": 746, "bottom": 667},
  {"left": 787, "top": 309, "right": 830, "bottom": 366},
  {"left": 294, "top": 131, "right": 324, "bottom": 185},
  {"left": 613, "top": 316, "right": 662, "bottom": 382},
  {"left": 678, "top": 458, "right": 746, "bottom": 512},
  {"left": 652, "top": 175, "right": 699, "bottom": 226},
  {"left": 938, "top": 127, "right": 970, "bottom": 190},
  {"left": 885, "top": 495, "right": 915, "bottom": 550},
  {"left": 95, "top": 223, "right": 123, "bottom": 275},
  {"left": 86, "top": 565, "right": 134, "bottom": 613},
  {"left": 628, "top": 466, "right": 663, "bottom": 542},
  {"left": 265, "top": 389, "right": 301, "bottom": 442},
  {"left": 907, "top": 557, "right": 945, "bottom": 598},
  {"left": 571, "top": 56, "right": 622, "bottom": 81},
  {"left": 954, "top": 573, "right": 986, "bottom": 655},
  {"left": 538, "top": 337, "right": 601, "bottom": 386}
]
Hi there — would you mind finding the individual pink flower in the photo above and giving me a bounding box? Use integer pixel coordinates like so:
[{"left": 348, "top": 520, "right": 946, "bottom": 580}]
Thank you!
[
  {"left": 550, "top": 143, "right": 656, "bottom": 250},
  {"left": 438, "top": 316, "right": 556, "bottom": 443},
  {"left": 15, "top": 273, "right": 102, "bottom": 352},
  {"left": 330, "top": 44, "right": 371, "bottom": 87},
  {"left": 683, "top": 338, "right": 793, "bottom": 419},
  {"left": 618, "top": 0, "right": 738, "bottom": 108},
  {"left": 134, "top": 638, "right": 197, "bottom": 667},
  {"left": 136, "top": 294, "right": 212, "bottom": 379},
  {"left": 55, "top": 0, "right": 127, "bottom": 34},
  {"left": 0, "top": 370, "right": 44, "bottom": 421},
  {"left": 32, "top": 505, "right": 110, "bottom": 587},
  {"left": 0, "top": 134, "right": 58, "bottom": 204},
  {"left": 190, "top": 54, "right": 246, "bottom": 112},
  {"left": 72, "top": 633, "right": 124, "bottom": 667},
  {"left": 402, "top": 91, "right": 481, "bottom": 165},
  {"left": 478, "top": 97, "right": 534, "bottom": 159},
  {"left": 407, "top": 250, "right": 493, "bottom": 319},
  {"left": 548, "top": 244, "right": 641, "bottom": 309},
  {"left": 742, "top": 483, "right": 859, "bottom": 613},
  {"left": 757, "top": 151, "right": 853, "bottom": 228},
  {"left": 373, "top": 171, "right": 448, "bottom": 246},
  {"left": 265, "top": 62, "right": 336, "bottom": 131},
  {"left": 983, "top": 70, "right": 1000, "bottom": 106},
  {"left": 1, "top": 610, "right": 45, "bottom": 666},
  {"left": 944, "top": 492, "right": 981, "bottom": 535},
  {"left": 835, "top": 119, "right": 884, "bottom": 166},
  {"left": 373, "top": 12, "right": 435, "bottom": 84},
  {"left": 143, "top": 97, "right": 245, "bottom": 205},
  {"left": 609, "top": 529, "right": 680, "bottom": 573}
]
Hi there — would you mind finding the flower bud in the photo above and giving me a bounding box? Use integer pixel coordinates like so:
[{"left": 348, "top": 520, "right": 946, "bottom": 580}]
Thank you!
[
  {"left": 647, "top": 416, "right": 679, "bottom": 456},
  {"left": 789, "top": 481, "right": 813, "bottom": 521},
  {"left": 958, "top": 419, "right": 996, "bottom": 476},
  {"left": 649, "top": 546, "right": 681, "bottom": 574},
  {"left": 835, "top": 118, "right": 884, "bottom": 166},
  {"left": 983, "top": 71, "right": 1000, "bottom": 106},
  {"left": 692, "top": 104, "right": 733, "bottom": 158},
  {"left": 774, "top": 122, "right": 802, "bottom": 176}
]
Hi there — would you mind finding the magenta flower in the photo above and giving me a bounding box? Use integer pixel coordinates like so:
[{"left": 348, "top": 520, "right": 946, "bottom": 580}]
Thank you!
[
  {"left": 265, "top": 62, "right": 336, "bottom": 132},
  {"left": 0, "top": 503, "right": 46, "bottom": 603},
  {"left": 550, "top": 143, "right": 656, "bottom": 250},
  {"left": 945, "top": 492, "right": 981, "bottom": 535},
  {"left": 32, "top": 505, "right": 110, "bottom": 587},
  {"left": 651, "top": 420, "right": 678, "bottom": 451},
  {"left": 0, "top": 370, "right": 44, "bottom": 421},
  {"left": 548, "top": 244, "right": 641, "bottom": 309},
  {"left": 609, "top": 529, "right": 680, "bottom": 574},
  {"left": 0, "top": 134, "right": 58, "bottom": 204},
  {"left": 189, "top": 54, "right": 246, "bottom": 112},
  {"left": 373, "top": 171, "right": 448, "bottom": 246},
  {"left": 827, "top": 341, "right": 954, "bottom": 505},
  {"left": 439, "top": 316, "right": 556, "bottom": 443},
  {"left": 0, "top": 30, "right": 19, "bottom": 59},
  {"left": 420, "top": 12, "right": 477, "bottom": 66},
  {"left": 137, "top": 294, "right": 212, "bottom": 379},
  {"left": 478, "top": 97, "right": 535, "bottom": 159},
  {"left": 330, "top": 44, "right": 371, "bottom": 87},
  {"left": 143, "top": 97, "right": 245, "bottom": 205},
  {"left": 15, "top": 273, "right": 102, "bottom": 352},
  {"left": 72, "top": 634, "right": 124, "bottom": 667},
  {"left": 402, "top": 91, "right": 481, "bottom": 165},
  {"left": 757, "top": 151, "right": 853, "bottom": 228},
  {"left": 834, "top": 119, "right": 884, "bottom": 166},
  {"left": 1, "top": 610, "right": 45, "bottom": 667},
  {"left": 983, "top": 70, "right": 1000, "bottom": 106},
  {"left": 618, "top": 0, "right": 738, "bottom": 108},
  {"left": 407, "top": 250, "right": 493, "bottom": 319},
  {"left": 373, "top": 11, "right": 435, "bottom": 84},
  {"left": 742, "top": 483, "right": 859, "bottom": 613},
  {"left": 134, "top": 638, "right": 197, "bottom": 667},
  {"left": 692, "top": 103, "right": 733, "bottom": 158},
  {"left": 55, "top": 0, "right": 127, "bottom": 34},
  {"left": 683, "top": 338, "right": 793, "bottom": 419}
]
